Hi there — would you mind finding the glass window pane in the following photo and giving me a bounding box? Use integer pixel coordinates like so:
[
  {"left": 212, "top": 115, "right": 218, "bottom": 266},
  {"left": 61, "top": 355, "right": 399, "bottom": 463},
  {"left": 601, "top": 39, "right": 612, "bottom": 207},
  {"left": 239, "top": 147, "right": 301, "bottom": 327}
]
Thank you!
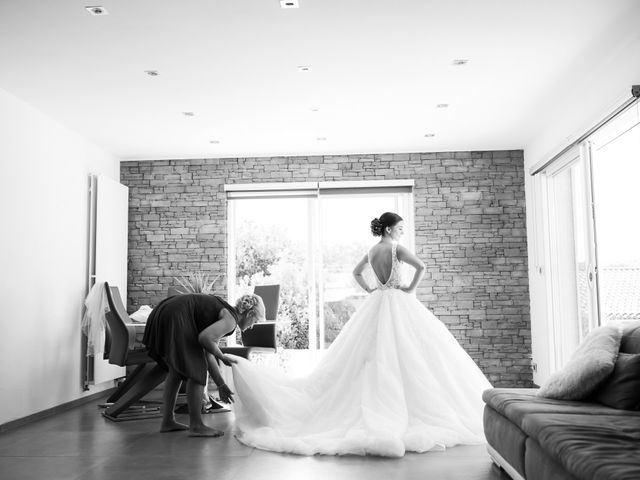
[
  {"left": 231, "top": 197, "right": 314, "bottom": 351},
  {"left": 592, "top": 122, "right": 640, "bottom": 326},
  {"left": 319, "top": 193, "right": 413, "bottom": 348}
]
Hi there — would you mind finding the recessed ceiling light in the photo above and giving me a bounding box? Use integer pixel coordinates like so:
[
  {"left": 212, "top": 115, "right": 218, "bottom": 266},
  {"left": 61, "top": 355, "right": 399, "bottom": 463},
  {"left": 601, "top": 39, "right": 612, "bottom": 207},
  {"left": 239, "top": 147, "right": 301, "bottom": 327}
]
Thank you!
[
  {"left": 85, "top": 6, "right": 108, "bottom": 15},
  {"left": 310, "top": 107, "right": 320, "bottom": 112},
  {"left": 182, "top": 112, "right": 195, "bottom": 117},
  {"left": 436, "top": 103, "right": 449, "bottom": 108},
  {"left": 316, "top": 137, "right": 327, "bottom": 141},
  {"left": 297, "top": 65, "right": 312, "bottom": 72},
  {"left": 452, "top": 59, "right": 469, "bottom": 66},
  {"left": 280, "top": 0, "right": 299, "bottom": 8},
  {"left": 424, "top": 133, "right": 436, "bottom": 138},
  {"left": 209, "top": 140, "right": 220, "bottom": 144},
  {"left": 144, "top": 70, "right": 159, "bottom": 77}
]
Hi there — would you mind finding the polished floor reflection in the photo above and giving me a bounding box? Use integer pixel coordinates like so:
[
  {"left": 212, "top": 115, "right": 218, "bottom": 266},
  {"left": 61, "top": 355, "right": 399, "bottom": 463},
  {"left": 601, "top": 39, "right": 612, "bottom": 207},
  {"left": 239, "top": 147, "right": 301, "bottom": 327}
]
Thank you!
[{"left": 0, "top": 394, "right": 511, "bottom": 480}]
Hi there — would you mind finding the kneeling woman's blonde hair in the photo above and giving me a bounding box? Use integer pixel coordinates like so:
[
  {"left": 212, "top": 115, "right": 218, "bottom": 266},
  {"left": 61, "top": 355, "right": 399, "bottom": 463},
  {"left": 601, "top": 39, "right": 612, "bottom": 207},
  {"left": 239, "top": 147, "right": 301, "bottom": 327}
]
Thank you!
[{"left": 235, "top": 294, "right": 266, "bottom": 322}]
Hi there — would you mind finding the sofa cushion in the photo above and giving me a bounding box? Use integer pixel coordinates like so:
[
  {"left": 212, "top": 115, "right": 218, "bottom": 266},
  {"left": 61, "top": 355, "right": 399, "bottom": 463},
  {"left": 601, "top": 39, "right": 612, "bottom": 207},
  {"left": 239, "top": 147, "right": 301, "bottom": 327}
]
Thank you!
[
  {"left": 524, "top": 437, "right": 578, "bottom": 480},
  {"left": 520, "top": 413, "right": 640, "bottom": 480},
  {"left": 537, "top": 325, "right": 621, "bottom": 400},
  {"left": 592, "top": 352, "right": 640, "bottom": 410},
  {"left": 482, "top": 388, "right": 640, "bottom": 431},
  {"left": 484, "top": 406, "right": 527, "bottom": 478},
  {"left": 620, "top": 322, "right": 640, "bottom": 354}
]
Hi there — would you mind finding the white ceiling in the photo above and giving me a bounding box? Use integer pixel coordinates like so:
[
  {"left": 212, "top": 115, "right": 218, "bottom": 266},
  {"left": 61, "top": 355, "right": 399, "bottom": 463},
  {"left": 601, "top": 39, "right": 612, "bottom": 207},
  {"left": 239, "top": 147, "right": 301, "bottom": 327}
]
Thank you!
[{"left": 0, "top": 0, "right": 638, "bottom": 160}]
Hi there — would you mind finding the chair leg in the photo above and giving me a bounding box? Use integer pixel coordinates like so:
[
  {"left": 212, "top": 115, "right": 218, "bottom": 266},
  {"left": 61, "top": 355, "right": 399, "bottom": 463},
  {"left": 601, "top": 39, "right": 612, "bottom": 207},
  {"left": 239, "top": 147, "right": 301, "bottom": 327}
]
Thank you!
[
  {"left": 103, "top": 364, "right": 167, "bottom": 421},
  {"left": 105, "top": 364, "right": 147, "bottom": 403}
]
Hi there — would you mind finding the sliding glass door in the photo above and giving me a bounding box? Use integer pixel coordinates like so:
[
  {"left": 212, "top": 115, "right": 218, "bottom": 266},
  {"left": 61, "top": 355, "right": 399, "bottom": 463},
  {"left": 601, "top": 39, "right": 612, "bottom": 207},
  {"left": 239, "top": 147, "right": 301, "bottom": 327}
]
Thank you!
[
  {"left": 227, "top": 182, "right": 414, "bottom": 362},
  {"left": 591, "top": 108, "right": 640, "bottom": 326},
  {"left": 543, "top": 145, "right": 598, "bottom": 368},
  {"left": 538, "top": 102, "right": 640, "bottom": 371}
]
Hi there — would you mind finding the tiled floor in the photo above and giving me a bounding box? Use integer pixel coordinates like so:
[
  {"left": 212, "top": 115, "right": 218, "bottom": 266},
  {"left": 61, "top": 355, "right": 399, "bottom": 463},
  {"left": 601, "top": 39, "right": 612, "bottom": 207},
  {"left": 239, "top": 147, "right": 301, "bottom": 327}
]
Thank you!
[{"left": 0, "top": 395, "right": 511, "bottom": 480}]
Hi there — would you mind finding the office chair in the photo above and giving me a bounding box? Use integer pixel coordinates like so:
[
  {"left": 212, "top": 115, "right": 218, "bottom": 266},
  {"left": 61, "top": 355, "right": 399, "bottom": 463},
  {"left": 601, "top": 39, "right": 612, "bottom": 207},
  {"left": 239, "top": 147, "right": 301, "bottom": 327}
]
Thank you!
[{"left": 101, "top": 282, "right": 167, "bottom": 421}]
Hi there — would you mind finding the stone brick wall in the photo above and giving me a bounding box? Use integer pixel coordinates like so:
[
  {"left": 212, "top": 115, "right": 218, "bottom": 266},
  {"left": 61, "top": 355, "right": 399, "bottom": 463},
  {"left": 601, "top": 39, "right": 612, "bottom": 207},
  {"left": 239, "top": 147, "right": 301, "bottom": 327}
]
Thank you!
[{"left": 121, "top": 150, "right": 532, "bottom": 387}]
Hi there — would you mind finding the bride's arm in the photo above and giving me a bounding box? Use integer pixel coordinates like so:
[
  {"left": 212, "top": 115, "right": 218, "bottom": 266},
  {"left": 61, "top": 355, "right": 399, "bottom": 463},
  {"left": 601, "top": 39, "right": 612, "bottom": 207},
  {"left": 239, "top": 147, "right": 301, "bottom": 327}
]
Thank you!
[
  {"left": 353, "top": 254, "right": 374, "bottom": 293},
  {"left": 396, "top": 245, "right": 425, "bottom": 294}
]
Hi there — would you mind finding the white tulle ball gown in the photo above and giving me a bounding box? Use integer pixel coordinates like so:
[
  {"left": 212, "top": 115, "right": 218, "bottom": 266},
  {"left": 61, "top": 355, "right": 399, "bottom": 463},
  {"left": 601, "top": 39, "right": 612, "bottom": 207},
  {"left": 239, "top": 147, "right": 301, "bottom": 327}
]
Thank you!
[{"left": 229, "top": 244, "right": 492, "bottom": 457}]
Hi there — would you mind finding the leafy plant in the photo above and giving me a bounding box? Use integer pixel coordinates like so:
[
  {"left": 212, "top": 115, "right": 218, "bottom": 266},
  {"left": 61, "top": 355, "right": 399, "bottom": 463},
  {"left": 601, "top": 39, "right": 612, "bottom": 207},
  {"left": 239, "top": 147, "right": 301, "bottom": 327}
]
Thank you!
[{"left": 174, "top": 271, "right": 220, "bottom": 294}]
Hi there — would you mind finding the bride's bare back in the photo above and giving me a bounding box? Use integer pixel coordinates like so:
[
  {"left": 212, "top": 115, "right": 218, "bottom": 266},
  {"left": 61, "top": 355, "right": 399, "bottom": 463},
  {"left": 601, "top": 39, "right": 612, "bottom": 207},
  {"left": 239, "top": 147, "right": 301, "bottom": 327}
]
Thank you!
[
  {"left": 353, "top": 240, "right": 426, "bottom": 294},
  {"left": 368, "top": 242, "right": 395, "bottom": 285}
]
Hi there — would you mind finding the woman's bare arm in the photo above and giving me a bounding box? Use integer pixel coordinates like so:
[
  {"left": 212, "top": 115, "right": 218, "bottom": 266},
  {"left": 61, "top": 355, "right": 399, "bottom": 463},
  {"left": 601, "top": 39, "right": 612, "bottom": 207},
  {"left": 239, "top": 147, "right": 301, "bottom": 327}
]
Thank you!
[
  {"left": 396, "top": 245, "right": 425, "bottom": 293},
  {"left": 204, "top": 351, "right": 226, "bottom": 389},
  {"left": 198, "top": 310, "right": 238, "bottom": 367},
  {"left": 353, "top": 254, "right": 374, "bottom": 293}
]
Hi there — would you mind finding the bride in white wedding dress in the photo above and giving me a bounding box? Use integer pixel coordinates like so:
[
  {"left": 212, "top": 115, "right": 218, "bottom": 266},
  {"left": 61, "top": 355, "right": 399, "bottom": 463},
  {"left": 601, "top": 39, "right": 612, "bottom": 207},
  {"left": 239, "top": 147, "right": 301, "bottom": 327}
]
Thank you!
[{"left": 228, "top": 212, "right": 492, "bottom": 457}]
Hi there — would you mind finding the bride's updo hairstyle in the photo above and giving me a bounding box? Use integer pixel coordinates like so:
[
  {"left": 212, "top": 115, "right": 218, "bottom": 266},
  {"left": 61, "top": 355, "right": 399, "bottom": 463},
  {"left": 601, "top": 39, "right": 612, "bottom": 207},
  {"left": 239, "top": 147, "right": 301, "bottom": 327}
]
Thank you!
[
  {"left": 370, "top": 212, "right": 403, "bottom": 237},
  {"left": 235, "top": 293, "right": 266, "bottom": 322}
]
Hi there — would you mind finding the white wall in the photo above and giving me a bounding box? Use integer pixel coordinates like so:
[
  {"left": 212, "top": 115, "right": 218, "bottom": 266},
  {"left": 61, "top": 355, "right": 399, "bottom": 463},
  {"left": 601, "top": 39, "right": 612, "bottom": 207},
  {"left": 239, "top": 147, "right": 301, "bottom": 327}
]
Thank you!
[
  {"left": 0, "top": 87, "right": 121, "bottom": 425},
  {"left": 524, "top": 20, "right": 640, "bottom": 384}
]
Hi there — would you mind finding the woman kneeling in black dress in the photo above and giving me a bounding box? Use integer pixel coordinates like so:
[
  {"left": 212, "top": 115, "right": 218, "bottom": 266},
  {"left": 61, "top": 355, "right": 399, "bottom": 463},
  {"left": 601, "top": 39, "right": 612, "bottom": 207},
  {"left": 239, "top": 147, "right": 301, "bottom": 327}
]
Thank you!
[{"left": 143, "top": 293, "right": 265, "bottom": 436}]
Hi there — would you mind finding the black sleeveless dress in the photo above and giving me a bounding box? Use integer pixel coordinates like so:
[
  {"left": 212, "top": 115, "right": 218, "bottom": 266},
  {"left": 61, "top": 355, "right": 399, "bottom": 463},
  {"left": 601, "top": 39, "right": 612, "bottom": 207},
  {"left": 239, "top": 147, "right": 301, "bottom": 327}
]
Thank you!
[{"left": 142, "top": 294, "right": 237, "bottom": 384}]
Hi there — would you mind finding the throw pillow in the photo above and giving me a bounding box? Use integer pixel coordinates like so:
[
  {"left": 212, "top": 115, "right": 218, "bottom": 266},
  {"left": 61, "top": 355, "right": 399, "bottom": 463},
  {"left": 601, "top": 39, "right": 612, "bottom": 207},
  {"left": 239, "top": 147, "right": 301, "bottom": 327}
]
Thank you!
[
  {"left": 619, "top": 323, "right": 640, "bottom": 353},
  {"left": 592, "top": 353, "right": 640, "bottom": 410},
  {"left": 537, "top": 325, "right": 622, "bottom": 400}
]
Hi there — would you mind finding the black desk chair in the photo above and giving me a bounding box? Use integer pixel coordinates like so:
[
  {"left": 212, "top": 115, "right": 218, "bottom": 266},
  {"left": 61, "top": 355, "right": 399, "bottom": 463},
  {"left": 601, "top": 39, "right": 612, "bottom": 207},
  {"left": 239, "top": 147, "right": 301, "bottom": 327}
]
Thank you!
[{"left": 101, "top": 282, "right": 167, "bottom": 421}]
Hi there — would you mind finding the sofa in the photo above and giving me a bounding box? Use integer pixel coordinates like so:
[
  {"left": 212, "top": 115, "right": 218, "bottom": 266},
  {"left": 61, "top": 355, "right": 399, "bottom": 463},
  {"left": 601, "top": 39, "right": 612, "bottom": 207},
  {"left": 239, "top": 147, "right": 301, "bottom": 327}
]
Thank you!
[{"left": 483, "top": 322, "right": 640, "bottom": 480}]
